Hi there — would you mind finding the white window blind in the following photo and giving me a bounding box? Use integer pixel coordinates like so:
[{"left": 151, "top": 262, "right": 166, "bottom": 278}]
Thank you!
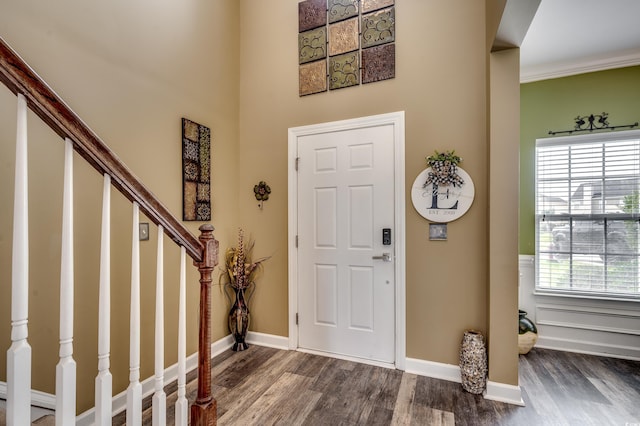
[{"left": 535, "top": 130, "right": 640, "bottom": 298}]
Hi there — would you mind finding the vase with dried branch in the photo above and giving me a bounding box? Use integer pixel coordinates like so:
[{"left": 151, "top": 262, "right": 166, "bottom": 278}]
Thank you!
[{"left": 219, "top": 228, "right": 269, "bottom": 351}]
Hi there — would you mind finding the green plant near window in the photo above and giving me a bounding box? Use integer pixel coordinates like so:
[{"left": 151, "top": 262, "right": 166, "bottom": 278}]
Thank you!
[
  {"left": 621, "top": 191, "right": 639, "bottom": 214},
  {"left": 620, "top": 191, "right": 639, "bottom": 252}
]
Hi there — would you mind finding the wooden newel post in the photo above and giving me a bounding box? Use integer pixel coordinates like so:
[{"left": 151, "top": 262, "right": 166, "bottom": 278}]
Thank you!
[{"left": 191, "top": 224, "right": 219, "bottom": 426}]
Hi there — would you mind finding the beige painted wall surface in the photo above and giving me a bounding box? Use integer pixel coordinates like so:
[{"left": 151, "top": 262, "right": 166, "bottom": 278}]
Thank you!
[
  {"left": 238, "top": 0, "right": 492, "bottom": 366},
  {"left": 0, "top": 0, "right": 240, "bottom": 413},
  {"left": 488, "top": 48, "right": 520, "bottom": 386},
  {"left": 0, "top": 0, "right": 522, "bottom": 412}
]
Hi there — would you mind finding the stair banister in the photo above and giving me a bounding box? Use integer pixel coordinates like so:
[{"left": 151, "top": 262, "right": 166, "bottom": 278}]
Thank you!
[
  {"left": 95, "top": 174, "right": 112, "bottom": 425},
  {"left": 191, "top": 225, "right": 218, "bottom": 425},
  {"left": 56, "top": 137, "right": 77, "bottom": 424},
  {"left": 153, "top": 225, "right": 167, "bottom": 426},
  {"left": 7, "top": 92, "right": 31, "bottom": 426},
  {"left": 0, "top": 39, "right": 202, "bottom": 262},
  {"left": 127, "top": 203, "right": 143, "bottom": 425},
  {"left": 1, "top": 36, "right": 219, "bottom": 425}
]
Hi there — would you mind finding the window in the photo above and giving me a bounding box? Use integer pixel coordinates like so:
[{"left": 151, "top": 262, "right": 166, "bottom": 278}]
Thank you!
[{"left": 536, "top": 130, "right": 640, "bottom": 299}]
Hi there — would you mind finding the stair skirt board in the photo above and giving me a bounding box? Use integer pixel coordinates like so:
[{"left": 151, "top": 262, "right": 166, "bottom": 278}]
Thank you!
[{"left": 0, "top": 383, "right": 56, "bottom": 410}]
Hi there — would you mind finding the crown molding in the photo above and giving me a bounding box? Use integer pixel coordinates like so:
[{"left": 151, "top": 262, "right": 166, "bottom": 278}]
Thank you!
[{"left": 520, "top": 50, "right": 640, "bottom": 83}]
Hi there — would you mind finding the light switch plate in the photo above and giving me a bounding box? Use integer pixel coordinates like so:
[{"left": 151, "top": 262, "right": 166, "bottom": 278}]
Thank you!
[{"left": 139, "top": 222, "right": 149, "bottom": 241}]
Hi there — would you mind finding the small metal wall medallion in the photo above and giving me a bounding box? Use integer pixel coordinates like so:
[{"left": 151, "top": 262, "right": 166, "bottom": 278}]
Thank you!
[{"left": 254, "top": 181, "right": 271, "bottom": 209}]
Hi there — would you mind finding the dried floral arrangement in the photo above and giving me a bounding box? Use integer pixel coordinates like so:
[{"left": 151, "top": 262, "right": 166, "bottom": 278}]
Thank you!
[
  {"left": 423, "top": 150, "right": 465, "bottom": 187},
  {"left": 219, "top": 228, "right": 269, "bottom": 293}
]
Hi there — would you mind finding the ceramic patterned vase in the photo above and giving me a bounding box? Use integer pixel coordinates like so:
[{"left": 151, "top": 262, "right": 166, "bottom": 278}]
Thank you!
[
  {"left": 459, "top": 330, "right": 487, "bottom": 394},
  {"left": 228, "top": 288, "right": 250, "bottom": 351}
]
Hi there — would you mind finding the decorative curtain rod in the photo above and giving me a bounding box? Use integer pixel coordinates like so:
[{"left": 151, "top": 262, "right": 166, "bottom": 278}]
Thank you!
[{"left": 548, "top": 112, "right": 638, "bottom": 136}]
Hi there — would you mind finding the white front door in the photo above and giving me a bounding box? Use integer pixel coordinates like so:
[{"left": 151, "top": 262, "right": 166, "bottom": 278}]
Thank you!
[{"left": 296, "top": 122, "right": 396, "bottom": 363}]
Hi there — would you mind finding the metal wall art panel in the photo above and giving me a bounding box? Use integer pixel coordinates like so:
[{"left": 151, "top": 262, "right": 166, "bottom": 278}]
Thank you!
[
  {"left": 329, "top": 52, "right": 359, "bottom": 90},
  {"left": 298, "top": 0, "right": 396, "bottom": 96},
  {"left": 182, "top": 118, "right": 211, "bottom": 221},
  {"left": 299, "top": 0, "right": 327, "bottom": 32},
  {"left": 362, "top": 43, "right": 395, "bottom": 83},
  {"left": 328, "top": 17, "right": 359, "bottom": 56},
  {"left": 300, "top": 60, "right": 328, "bottom": 96},
  {"left": 328, "top": 0, "right": 359, "bottom": 23},
  {"left": 362, "top": 7, "right": 395, "bottom": 48},
  {"left": 362, "top": 0, "right": 394, "bottom": 13},
  {"left": 299, "top": 27, "right": 327, "bottom": 64}
]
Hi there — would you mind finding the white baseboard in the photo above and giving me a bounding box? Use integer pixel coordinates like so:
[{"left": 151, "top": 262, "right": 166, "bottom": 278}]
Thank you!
[
  {"left": 76, "top": 334, "right": 235, "bottom": 425},
  {"left": 246, "top": 331, "right": 289, "bottom": 350},
  {"left": 405, "top": 357, "right": 461, "bottom": 383},
  {"left": 0, "top": 383, "right": 56, "bottom": 410},
  {"left": 483, "top": 380, "right": 524, "bottom": 406},
  {"left": 536, "top": 335, "right": 640, "bottom": 361},
  {"left": 405, "top": 358, "right": 524, "bottom": 406}
]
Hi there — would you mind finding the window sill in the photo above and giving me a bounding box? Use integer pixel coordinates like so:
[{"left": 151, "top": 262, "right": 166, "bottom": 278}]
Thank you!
[{"left": 534, "top": 289, "right": 640, "bottom": 304}]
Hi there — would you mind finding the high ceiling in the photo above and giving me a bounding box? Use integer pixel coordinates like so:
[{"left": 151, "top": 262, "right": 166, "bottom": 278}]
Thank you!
[{"left": 519, "top": 0, "right": 640, "bottom": 82}]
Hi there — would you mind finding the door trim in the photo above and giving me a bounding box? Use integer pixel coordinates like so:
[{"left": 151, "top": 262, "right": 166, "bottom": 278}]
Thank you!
[{"left": 287, "top": 111, "right": 406, "bottom": 370}]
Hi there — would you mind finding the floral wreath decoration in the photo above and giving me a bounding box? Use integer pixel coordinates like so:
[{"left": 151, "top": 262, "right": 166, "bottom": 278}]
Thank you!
[{"left": 423, "top": 150, "right": 464, "bottom": 188}]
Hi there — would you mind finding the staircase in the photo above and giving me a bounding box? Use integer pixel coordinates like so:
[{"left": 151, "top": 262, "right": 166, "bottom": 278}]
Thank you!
[{"left": 1, "top": 37, "right": 219, "bottom": 425}]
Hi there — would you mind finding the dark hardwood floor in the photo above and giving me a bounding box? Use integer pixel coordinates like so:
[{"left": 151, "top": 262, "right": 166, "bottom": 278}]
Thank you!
[{"left": 115, "top": 345, "right": 640, "bottom": 425}]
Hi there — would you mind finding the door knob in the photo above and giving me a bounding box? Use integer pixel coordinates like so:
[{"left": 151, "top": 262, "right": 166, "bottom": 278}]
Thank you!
[{"left": 372, "top": 252, "right": 392, "bottom": 262}]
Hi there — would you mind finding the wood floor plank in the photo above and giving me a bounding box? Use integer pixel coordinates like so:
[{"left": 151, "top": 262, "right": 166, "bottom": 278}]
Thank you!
[
  {"left": 214, "top": 349, "right": 301, "bottom": 419},
  {"left": 219, "top": 372, "right": 321, "bottom": 425},
  {"left": 110, "top": 346, "right": 640, "bottom": 425},
  {"left": 390, "top": 373, "right": 417, "bottom": 426},
  {"left": 213, "top": 346, "right": 279, "bottom": 388},
  {"left": 353, "top": 367, "right": 395, "bottom": 424},
  {"left": 304, "top": 362, "right": 386, "bottom": 425},
  {"left": 287, "top": 351, "right": 331, "bottom": 377},
  {"left": 376, "top": 368, "right": 404, "bottom": 411}
]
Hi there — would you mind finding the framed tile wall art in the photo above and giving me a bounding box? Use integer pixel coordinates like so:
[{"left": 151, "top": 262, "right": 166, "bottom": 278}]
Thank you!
[
  {"left": 182, "top": 118, "right": 211, "bottom": 221},
  {"left": 298, "top": 0, "right": 395, "bottom": 96}
]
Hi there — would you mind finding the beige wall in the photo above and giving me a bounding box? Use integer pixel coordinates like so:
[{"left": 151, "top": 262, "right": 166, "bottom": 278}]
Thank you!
[
  {"left": 237, "top": 0, "right": 511, "bottom": 369},
  {"left": 0, "top": 0, "right": 521, "bottom": 414},
  {"left": 0, "top": 0, "right": 240, "bottom": 413},
  {"left": 488, "top": 48, "right": 520, "bottom": 385}
]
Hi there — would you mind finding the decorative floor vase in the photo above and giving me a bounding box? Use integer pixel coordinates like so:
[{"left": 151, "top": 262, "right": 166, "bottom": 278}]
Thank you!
[
  {"left": 518, "top": 310, "right": 538, "bottom": 355},
  {"left": 459, "top": 330, "right": 487, "bottom": 394},
  {"left": 228, "top": 288, "right": 250, "bottom": 351}
]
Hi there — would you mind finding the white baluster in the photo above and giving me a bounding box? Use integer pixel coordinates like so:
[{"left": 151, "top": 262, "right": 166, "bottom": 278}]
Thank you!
[
  {"left": 126, "top": 202, "right": 142, "bottom": 425},
  {"left": 152, "top": 226, "right": 166, "bottom": 426},
  {"left": 56, "top": 137, "right": 76, "bottom": 425},
  {"left": 7, "top": 93, "right": 31, "bottom": 426},
  {"left": 175, "top": 247, "right": 188, "bottom": 426},
  {"left": 95, "top": 174, "right": 112, "bottom": 425}
]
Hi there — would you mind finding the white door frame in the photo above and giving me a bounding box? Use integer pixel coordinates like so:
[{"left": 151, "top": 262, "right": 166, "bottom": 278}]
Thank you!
[{"left": 287, "top": 111, "right": 406, "bottom": 370}]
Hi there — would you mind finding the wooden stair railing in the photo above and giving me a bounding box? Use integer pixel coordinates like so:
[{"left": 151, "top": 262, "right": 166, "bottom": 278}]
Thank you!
[{"left": 1, "top": 36, "right": 218, "bottom": 425}]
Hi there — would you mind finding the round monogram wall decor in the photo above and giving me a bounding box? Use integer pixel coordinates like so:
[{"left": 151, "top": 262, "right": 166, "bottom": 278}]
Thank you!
[{"left": 411, "top": 167, "right": 475, "bottom": 222}]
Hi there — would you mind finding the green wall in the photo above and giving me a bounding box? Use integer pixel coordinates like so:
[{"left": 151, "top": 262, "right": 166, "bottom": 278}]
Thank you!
[{"left": 519, "top": 66, "right": 640, "bottom": 254}]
